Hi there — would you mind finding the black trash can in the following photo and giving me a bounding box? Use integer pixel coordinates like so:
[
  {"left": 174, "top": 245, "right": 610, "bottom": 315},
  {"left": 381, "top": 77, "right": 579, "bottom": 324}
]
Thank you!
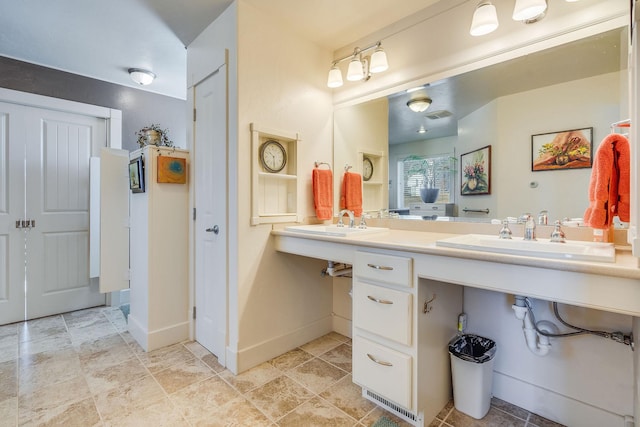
[{"left": 449, "top": 334, "right": 497, "bottom": 419}]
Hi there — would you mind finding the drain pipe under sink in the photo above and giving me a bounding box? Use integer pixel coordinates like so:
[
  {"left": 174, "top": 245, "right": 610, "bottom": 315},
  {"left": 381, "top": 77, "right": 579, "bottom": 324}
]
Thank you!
[
  {"left": 322, "top": 261, "right": 353, "bottom": 277},
  {"left": 512, "top": 296, "right": 557, "bottom": 356}
]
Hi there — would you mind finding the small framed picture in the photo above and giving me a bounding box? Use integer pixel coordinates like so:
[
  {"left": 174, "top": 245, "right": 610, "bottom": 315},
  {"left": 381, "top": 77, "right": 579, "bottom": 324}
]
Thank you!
[
  {"left": 129, "top": 156, "right": 145, "bottom": 193},
  {"left": 461, "top": 145, "right": 491, "bottom": 196},
  {"left": 157, "top": 156, "right": 187, "bottom": 184},
  {"left": 531, "top": 127, "right": 593, "bottom": 171}
]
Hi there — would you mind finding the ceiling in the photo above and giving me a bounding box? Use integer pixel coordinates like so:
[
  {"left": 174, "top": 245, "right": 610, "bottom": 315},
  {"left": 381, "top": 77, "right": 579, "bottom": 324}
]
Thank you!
[{"left": 0, "top": 0, "right": 438, "bottom": 100}]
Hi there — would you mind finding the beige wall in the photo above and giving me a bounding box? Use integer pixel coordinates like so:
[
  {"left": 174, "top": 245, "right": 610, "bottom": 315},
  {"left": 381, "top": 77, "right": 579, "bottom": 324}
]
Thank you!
[{"left": 234, "top": 0, "right": 336, "bottom": 371}]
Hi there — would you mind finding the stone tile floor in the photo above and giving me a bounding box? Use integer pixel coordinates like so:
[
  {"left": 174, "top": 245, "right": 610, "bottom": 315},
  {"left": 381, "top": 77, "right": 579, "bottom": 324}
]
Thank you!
[{"left": 0, "top": 306, "right": 564, "bottom": 426}]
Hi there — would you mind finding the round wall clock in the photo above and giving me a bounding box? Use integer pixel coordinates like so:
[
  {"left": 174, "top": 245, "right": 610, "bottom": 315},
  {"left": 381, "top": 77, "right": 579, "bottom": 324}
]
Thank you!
[
  {"left": 363, "top": 156, "right": 374, "bottom": 181},
  {"left": 260, "top": 140, "right": 287, "bottom": 173}
]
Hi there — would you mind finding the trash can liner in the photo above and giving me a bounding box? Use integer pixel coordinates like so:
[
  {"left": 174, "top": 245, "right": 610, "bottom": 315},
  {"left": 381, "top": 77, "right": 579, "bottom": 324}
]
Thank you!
[{"left": 449, "top": 334, "right": 497, "bottom": 364}]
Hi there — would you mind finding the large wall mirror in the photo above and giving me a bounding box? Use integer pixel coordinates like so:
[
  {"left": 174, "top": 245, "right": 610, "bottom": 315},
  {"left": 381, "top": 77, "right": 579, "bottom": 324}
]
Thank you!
[{"left": 333, "top": 26, "right": 628, "bottom": 224}]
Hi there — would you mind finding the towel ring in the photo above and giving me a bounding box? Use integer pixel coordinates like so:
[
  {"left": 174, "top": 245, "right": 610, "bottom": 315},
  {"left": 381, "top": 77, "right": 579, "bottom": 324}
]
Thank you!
[{"left": 314, "top": 161, "right": 331, "bottom": 169}]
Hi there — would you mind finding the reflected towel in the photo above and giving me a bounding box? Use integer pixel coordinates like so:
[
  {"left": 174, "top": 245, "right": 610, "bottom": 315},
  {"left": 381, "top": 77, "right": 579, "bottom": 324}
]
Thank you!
[
  {"left": 584, "top": 133, "right": 630, "bottom": 228},
  {"left": 339, "top": 171, "right": 363, "bottom": 217},
  {"left": 312, "top": 168, "right": 333, "bottom": 220}
]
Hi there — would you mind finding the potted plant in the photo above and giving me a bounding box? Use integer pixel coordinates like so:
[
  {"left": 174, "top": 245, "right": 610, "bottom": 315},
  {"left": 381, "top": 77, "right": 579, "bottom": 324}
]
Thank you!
[
  {"left": 136, "top": 124, "right": 174, "bottom": 148},
  {"left": 404, "top": 155, "right": 440, "bottom": 203}
]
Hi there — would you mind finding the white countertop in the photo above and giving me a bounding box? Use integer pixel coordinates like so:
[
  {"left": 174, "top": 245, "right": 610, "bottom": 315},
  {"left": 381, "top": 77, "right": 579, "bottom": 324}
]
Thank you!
[{"left": 272, "top": 227, "right": 640, "bottom": 280}]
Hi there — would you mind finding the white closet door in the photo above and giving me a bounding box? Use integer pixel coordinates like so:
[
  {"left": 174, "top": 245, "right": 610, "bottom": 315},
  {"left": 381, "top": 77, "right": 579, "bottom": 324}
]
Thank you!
[
  {"left": 194, "top": 61, "right": 228, "bottom": 364},
  {"left": 25, "top": 108, "right": 106, "bottom": 319},
  {"left": 0, "top": 103, "right": 27, "bottom": 324}
]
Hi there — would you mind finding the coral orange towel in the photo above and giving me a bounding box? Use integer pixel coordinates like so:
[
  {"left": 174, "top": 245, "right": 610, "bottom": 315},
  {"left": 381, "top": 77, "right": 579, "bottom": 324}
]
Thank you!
[
  {"left": 339, "top": 171, "right": 363, "bottom": 217},
  {"left": 312, "top": 168, "right": 333, "bottom": 220},
  {"left": 584, "top": 133, "right": 630, "bottom": 228}
]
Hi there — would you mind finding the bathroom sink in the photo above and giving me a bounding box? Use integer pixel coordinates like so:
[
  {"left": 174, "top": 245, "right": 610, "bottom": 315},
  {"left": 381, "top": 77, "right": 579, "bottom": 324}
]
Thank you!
[
  {"left": 284, "top": 224, "right": 389, "bottom": 237},
  {"left": 435, "top": 234, "right": 615, "bottom": 263}
]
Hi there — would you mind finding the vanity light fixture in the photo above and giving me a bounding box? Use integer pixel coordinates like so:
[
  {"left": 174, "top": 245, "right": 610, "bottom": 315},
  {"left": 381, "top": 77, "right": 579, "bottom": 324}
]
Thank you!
[
  {"left": 326, "top": 41, "right": 388, "bottom": 88},
  {"left": 470, "top": 0, "right": 552, "bottom": 36},
  {"left": 128, "top": 68, "right": 156, "bottom": 85},
  {"left": 470, "top": 1, "right": 499, "bottom": 36},
  {"left": 512, "top": 0, "right": 547, "bottom": 22},
  {"left": 407, "top": 97, "right": 433, "bottom": 113}
]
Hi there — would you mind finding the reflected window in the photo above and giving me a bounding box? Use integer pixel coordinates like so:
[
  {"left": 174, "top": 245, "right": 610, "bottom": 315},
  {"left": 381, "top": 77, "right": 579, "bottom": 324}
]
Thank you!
[{"left": 398, "top": 154, "right": 454, "bottom": 207}]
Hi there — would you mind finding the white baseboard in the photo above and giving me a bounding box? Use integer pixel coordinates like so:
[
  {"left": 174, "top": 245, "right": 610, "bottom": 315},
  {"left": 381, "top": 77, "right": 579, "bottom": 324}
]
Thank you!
[
  {"left": 332, "top": 314, "right": 352, "bottom": 338},
  {"left": 233, "top": 316, "right": 333, "bottom": 374},
  {"left": 127, "top": 314, "right": 189, "bottom": 352},
  {"left": 493, "top": 371, "right": 627, "bottom": 427}
]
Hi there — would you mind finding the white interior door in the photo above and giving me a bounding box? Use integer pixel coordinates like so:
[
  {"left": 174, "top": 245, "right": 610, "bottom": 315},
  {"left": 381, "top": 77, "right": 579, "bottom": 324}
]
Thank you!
[
  {"left": 0, "top": 103, "right": 27, "bottom": 324},
  {"left": 194, "top": 62, "right": 228, "bottom": 364},
  {"left": 25, "top": 108, "right": 106, "bottom": 319}
]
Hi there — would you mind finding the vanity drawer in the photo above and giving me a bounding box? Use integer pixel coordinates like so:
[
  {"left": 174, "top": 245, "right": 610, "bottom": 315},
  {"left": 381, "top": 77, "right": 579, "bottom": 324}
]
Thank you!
[
  {"left": 353, "top": 335, "right": 413, "bottom": 410},
  {"left": 353, "top": 282, "right": 412, "bottom": 345},
  {"left": 354, "top": 252, "right": 413, "bottom": 288}
]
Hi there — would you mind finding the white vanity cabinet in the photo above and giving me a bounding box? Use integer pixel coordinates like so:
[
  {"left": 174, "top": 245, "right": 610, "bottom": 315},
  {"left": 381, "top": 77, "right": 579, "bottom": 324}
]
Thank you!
[{"left": 352, "top": 250, "right": 462, "bottom": 426}]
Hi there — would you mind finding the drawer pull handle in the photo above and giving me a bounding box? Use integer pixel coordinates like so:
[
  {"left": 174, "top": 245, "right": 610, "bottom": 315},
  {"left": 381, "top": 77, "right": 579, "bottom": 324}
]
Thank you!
[
  {"left": 367, "top": 353, "right": 393, "bottom": 367},
  {"left": 367, "top": 263, "right": 393, "bottom": 271},
  {"left": 367, "top": 295, "right": 393, "bottom": 305}
]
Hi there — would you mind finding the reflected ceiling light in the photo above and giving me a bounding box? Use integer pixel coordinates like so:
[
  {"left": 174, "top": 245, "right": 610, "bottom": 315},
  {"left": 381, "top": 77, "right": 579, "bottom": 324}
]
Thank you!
[
  {"left": 326, "top": 41, "right": 389, "bottom": 88},
  {"left": 128, "top": 68, "right": 156, "bottom": 85},
  {"left": 407, "top": 97, "right": 432, "bottom": 113},
  {"left": 417, "top": 126, "right": 428, "bottom": 134},
  {"left": 512, "top": 0, "right": 547, "bottom": 22},
  {"left": 470, "top": 1, "right": 499, "bottom": 36}
]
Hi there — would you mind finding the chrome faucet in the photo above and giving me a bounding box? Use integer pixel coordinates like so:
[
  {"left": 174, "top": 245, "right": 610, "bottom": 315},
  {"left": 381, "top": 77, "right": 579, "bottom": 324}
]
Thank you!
[
  {"left": 524, "top": 215, "right": 536, "bottom": 241},
  {"left": 358, "top": 214, "right": 367, "bottom": 229},
  {"left": 550, "top": 220, "right": 566, "bottom": 243},
  {"left": 337, "top": 209, "right": 355, "bottom": 228},
  {"left": 498, "top": 219, "right": 512, "bottom": 239}
]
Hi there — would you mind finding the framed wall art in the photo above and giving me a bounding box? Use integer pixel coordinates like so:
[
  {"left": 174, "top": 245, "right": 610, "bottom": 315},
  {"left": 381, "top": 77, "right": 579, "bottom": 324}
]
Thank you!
[
  {"left": 461, "top": 145, "right": 491, "bottom": 196},
  {"left": 129, "top": 156, "right": 145, "bottom": 193},
  {"left": 157, "top": 156, "right": 187, "bottom": 184},
  {"left": 531, "top": 127, "right": 593, "bottom": 171}
]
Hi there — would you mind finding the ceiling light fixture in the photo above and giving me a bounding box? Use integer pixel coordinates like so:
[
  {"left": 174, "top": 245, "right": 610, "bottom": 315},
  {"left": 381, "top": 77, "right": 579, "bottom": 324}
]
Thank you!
[
  {"left": 417, "top": 127, "right": 428, "bottom": 134},
  {"left": 128, "top": 68, "right": 156, "bottom": 86},
  {"left": 326, "top": 41, "right": 388, "bottom": 88},
  {"left": 470, "top": 1, "right": 499, "bottom": 36},
  {"left": 407, "top": 97, "right": 432, "bottom": 113}
]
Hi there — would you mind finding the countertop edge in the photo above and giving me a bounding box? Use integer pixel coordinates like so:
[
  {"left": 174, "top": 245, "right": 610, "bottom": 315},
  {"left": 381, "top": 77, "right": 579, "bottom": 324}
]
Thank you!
[{"left": 271, "top": 229, "right": 640, "bottom": 280}]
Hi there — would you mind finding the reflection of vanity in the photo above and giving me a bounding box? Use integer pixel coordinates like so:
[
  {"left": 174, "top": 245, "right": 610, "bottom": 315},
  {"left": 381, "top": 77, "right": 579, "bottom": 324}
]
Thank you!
[{"left": 408, "top": 203, "right": 455, "bottom": 218}]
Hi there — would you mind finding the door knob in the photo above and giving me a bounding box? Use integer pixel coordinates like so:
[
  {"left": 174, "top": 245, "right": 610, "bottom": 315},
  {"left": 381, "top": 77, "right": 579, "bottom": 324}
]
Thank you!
[{"left": 206, "top": 225, "right": 220, "bottom": 234}]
